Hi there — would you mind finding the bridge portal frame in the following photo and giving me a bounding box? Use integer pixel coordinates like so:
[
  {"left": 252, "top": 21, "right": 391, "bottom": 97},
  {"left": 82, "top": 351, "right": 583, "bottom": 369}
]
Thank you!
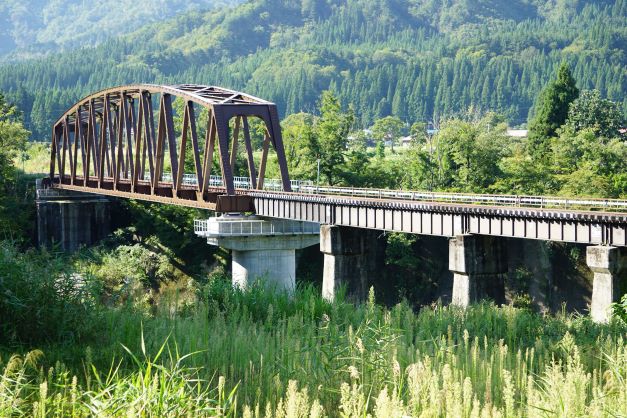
[{"left": 47, "top": 84, "right": 292, "bottom": 212}]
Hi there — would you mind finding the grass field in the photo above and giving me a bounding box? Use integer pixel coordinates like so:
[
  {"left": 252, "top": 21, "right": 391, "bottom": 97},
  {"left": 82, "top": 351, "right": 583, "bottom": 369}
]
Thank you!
[
  {"left": 1, "top": 269, "right": 626, "bottom": 417},
  {"left": 16, "top": 142, "right": 50, "bottom": 175}
]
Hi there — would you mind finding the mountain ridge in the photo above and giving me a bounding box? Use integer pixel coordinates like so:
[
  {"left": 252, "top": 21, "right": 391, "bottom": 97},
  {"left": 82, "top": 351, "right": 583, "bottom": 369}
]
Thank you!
[
  {"left": 0, "top": 0, "right": 624, "bottom": 139},
  {"left": 0, "top": 0, "right": 243, "bottom": 61}
]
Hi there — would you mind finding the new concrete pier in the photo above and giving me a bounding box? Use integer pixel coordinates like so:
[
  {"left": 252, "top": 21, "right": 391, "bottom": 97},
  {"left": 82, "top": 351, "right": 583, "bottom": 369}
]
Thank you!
[{"left": 195, "top": 215, "right": 319, "bottom": 291}]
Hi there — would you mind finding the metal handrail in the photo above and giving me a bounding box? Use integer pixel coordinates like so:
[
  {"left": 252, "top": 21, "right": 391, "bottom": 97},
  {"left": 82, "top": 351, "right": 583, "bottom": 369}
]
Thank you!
[
  {"left": 287, "top": 185, "right": 627, "bottom": 211},
  {"left": 194, "top": 218, "right": 319, "bottom": 236},
  {"left": 161, "top": 174, "right": 313, "bottom": 191},
  {"left": 143, "top": 174, "right": 627, "bottom": 212}
]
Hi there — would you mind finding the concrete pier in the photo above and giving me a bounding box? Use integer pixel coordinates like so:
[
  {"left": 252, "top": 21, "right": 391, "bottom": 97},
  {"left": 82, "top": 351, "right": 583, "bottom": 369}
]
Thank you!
[
  {"left": 449, "top": 234, "right": 507, "bottom": 307},
  {"left": 320, "top": 225, "right": 385, "bottom": 302},
  {"left": 586, "top": 246, "right": 626, "bottom": 323},
  {"left": 504, "top": 238, "right": 553, "bottom": 312},
  {"left": 36, "top": 181, "right": 111, "bottom": 251},
  {"left": 195, "top": 216, "right": 319, "bottom": 292}
]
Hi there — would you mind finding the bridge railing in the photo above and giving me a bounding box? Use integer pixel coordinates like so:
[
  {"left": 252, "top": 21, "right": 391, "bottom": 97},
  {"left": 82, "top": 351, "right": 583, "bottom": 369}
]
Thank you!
[
  {"left": 290, "top": 185, "right": 627, "bottom": 211},
  {"left": 135, "top": 174, "right": 627, "bottom": 212},
  {"left": 162, "top": 174, "right": 313, "bottom": 191},
  {"left": 194, "top": 218, "right": 320, "bottom": 236}
]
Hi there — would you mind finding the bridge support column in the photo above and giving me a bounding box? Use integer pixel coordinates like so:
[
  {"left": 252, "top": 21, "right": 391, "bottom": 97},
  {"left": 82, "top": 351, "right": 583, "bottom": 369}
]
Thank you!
[
  {"left": 320, "top": 225, "right": 385, "bottom": 302},
  {"left": 36, "top": 180, "right": 111, "bottom": 251},
  {"left": 196, "top": 216, "right": 319, "bottom": 292},
  {"left": 449, "top": 234, "right": 507, "bottom": 307},
  {"left": 587, "top": 246, "right": 626, "bottom": 323}
]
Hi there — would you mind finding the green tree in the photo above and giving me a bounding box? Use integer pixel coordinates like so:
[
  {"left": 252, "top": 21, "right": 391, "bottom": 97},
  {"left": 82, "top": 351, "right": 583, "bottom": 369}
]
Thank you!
[
  {"left": 375, "top": 141, "right": 385, "bottom": 159},
  {"left": 371, "top": 116, "right": 404, "bottom": 152},
  {"left": 310, "top": 91, "right": 354, "bottom": 185},
  {"left": 527, "top": 63, "right": 579, "bottom": 158},
  {"left": 551, "top": 128, "right": 627, "bottom": 197},
  {"left": 0, "top": 92, "right": 31, "bottom": 235},
  {"left": 409, "top": 122, "right": 428, "bottom": 145},
  {"left": 565, "top": 90, "right": 625, "bottom": 140},
  {"left": 434, "top": 114, "right": 508, "bottom": 192},
  {"left": 281, "top": 112, "right": 316, "bottom": 179},
  {"left": 400, "top": 142, "right": 436, "bottom": 191},
  {"left": 494, "top": 148, "right": 555, "bottom": 195},
  {"left": 0, "top": 93, "right": 29, "bottom": 184}
]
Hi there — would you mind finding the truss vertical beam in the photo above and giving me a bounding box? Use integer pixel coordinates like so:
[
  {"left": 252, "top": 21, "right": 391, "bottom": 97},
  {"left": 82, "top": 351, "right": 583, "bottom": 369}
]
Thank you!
[
  {"left": 153, "top": 95, "right": 167, "bottom": 190},
  {"left": 176, "top": 101, "right": 191, "bottom": 195},
  {"left": 257, "top": 130, "right": 270, "bottom": 190},
  {"left": 163, "top": 94, "right": 178, "bottom": 193},
  {"left": 187, "top": 102, "right": 203, "bottom": 190}
]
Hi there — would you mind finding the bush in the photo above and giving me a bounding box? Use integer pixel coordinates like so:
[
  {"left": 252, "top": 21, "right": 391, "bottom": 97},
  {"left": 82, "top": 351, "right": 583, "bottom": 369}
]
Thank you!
[
  {"left": 0, "top": 241, "right": 100, "bottom": 344},
  {"left": 611, "top": 294, "right": 627, "bottom": 323}
]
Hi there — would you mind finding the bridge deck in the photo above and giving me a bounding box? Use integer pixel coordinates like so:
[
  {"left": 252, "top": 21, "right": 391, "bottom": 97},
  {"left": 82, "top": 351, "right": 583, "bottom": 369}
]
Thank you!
[{"left": 50, "top": 175, "right": 627, "bottom": 247}]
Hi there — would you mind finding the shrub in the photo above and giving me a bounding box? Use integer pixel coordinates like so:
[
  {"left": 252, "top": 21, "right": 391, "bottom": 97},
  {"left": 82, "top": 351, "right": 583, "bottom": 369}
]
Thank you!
[
  {"left": 0, "top": 241, "right": 100, "bottom": 344},
  {"left": 611, "top": 294, "right": 627, "bottom": 323}
]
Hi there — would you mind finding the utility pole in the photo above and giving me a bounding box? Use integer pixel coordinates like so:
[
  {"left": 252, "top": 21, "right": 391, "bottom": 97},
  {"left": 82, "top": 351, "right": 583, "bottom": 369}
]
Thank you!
[{"left": 316, "top": 158, "right": 321, "bottom": 193}]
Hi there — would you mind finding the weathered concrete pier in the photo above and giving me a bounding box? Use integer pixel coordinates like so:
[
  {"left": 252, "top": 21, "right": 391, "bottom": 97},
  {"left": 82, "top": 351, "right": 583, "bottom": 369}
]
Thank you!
[
  {"left": 449, "top": 234, "right": 507, "bottom": 307},
  {"left": 36, "top": 180, "right": 111, "bottom": 251},
  {"left": 587, "top": 246, "right": 626, "bottom": 323}
]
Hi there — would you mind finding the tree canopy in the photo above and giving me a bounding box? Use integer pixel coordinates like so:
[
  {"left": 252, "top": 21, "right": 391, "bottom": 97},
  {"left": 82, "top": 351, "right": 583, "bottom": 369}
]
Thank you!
[
  {"left": 566, "top": 90, "right": 625, "bottom": 140},
  {"left": 0, "top": 93, "right": 30, "bottom": 236}
]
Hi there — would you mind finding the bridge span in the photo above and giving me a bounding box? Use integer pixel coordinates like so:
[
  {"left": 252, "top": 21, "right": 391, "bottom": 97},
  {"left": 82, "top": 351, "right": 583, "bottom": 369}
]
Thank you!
[{"left": 41, "top": 83, "right": 626, "bottom": 323}]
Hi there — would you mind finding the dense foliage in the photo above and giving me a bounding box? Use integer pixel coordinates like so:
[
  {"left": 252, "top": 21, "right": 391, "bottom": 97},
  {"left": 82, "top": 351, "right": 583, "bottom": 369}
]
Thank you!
[
  {"left": 0, "top": 94, "right": 33, "bottom": 240},
  {"left": 0, "top": 0, "right": 625, "bottom": 140},
  {"left": 0, "top": 242, "right": 100, "bottom": 344},
  {"left": 272, "top": 80, "right": 626, "bottom": 198}
]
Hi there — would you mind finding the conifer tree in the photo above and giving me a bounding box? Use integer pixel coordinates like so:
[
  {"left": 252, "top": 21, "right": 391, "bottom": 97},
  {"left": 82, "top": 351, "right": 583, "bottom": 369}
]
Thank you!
[
  {"left": 527, "top": 63, "right": 579, "bottom": 157},
  {"left": 310, "top": 91, "right": 354, "bottom": 185}
]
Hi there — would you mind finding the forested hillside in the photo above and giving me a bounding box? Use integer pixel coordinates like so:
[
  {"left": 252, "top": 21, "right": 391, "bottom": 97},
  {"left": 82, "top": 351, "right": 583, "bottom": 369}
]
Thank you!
[
  {"left": 0, "top": 0, "right": 625, "bottom": 139},
  {"left": 0, "top": 0, "right": 242, "bottom": 60}
]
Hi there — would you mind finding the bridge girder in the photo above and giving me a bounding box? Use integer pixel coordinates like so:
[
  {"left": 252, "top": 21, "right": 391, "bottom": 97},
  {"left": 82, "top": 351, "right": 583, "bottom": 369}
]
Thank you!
[{"left": 47, "top": 84, "right": 291, "bottom": 212}]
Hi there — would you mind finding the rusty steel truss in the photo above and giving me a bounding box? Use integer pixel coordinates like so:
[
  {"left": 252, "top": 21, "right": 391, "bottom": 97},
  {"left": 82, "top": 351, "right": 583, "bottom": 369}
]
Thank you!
[{"left": 46, "top": 84, "right": 292, "bottom": 212}]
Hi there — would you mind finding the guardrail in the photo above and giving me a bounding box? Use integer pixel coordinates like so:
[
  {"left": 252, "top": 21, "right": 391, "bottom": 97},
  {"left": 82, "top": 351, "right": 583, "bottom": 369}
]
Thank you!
[
  {"left": 161, "top": 174, "right": 313, "bottom": 191},
  {"left": 288, "top": 185, "right": 627, "bottom": 211},
  {"left": 194, "top": 218, "right": 320, "bottom": 236},
  {"left": 50, "top": 171, "right": 627, "bottom": 212},
  {"left": 164, "top": 174, "right": 627, "bottom": 211}
]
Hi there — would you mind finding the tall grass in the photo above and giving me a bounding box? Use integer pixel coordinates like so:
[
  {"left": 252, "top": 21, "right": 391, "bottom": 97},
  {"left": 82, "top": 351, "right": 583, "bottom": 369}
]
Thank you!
[{"left": 1, "top": 274, "right": 625, "bottom": 416}]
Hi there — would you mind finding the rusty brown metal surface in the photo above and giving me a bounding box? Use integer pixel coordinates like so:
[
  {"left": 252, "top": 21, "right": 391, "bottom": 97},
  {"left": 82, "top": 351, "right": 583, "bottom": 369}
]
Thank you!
[{"left": 48, "top": 84, "right": 293, "bottom": 211}]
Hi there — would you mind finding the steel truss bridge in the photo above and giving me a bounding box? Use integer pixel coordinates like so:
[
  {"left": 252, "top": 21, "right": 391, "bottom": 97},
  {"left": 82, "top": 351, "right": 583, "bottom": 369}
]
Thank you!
[{"left": 46, "top": 84, "right": 627, "bottom": 247}]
